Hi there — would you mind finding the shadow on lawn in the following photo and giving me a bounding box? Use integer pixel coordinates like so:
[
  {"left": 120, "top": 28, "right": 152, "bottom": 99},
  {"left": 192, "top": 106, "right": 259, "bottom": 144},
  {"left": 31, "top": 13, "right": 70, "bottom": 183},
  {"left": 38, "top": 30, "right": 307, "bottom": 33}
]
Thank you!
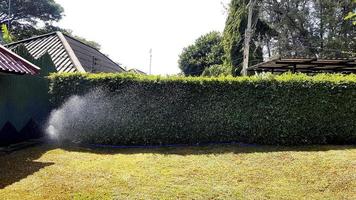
[
  {"left": 0, "top": 144, "right": 54, "bottom": 189},
  {"left": 60, "top": 143, "right": 356, "bottom": 156}
]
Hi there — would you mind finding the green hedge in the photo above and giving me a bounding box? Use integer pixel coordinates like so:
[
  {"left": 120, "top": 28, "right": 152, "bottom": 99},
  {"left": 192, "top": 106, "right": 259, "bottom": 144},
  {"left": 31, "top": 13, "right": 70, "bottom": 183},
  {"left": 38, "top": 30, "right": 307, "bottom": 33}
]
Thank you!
[{"left": 48, "top": 73, "right": 356, "bottom": 146}]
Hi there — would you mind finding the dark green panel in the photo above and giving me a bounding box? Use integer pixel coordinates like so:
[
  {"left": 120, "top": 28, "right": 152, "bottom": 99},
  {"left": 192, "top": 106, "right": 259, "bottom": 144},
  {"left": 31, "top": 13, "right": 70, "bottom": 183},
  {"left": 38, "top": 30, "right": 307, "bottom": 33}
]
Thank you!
[{"left": 0, "top": 47, "right": 56, "bottom": 136}]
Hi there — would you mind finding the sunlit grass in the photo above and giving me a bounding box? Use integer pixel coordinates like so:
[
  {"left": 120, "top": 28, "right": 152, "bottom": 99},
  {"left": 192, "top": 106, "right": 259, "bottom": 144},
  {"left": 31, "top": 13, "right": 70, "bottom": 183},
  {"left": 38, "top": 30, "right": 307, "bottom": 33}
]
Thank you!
[{"left": 0, "top": 145, "right": 355, "bottom": 200}]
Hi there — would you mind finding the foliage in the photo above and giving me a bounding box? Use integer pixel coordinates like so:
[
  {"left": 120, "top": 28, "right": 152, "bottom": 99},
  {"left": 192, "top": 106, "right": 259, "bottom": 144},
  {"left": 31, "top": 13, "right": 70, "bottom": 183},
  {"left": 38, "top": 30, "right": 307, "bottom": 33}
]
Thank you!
[
  {"left": 260, "top": 0, "right": 356, "bottom": 57},
  {"left": 6, "top": 24, "right": 62, "bottom": 41},
  {"left": 0, "top": 0, "right": 101, "bottom": 50},
  {"left": 345, "top": 12, "right": 356, "bottom": 25},
  {"left": 0, "top": 0, "right": 64, "bottom": 40},
  {"left": 48, "top": 73, "right": 356, "bottom": 146},
  {"left": 2, "top": 22, "right": 102, "bottom": 50},
  {"left": 223, "top": 0, "right": 356, "bottom": 66},
  {"left": 178, "top": 31, "right": 224, "bottom": 76},
  {"left": 1, "top": 24, "right": 12, "bottom": 43},
  {"left": 223, "top": 0, "right": 271, "bottom": 76},
  {"left": 202, "top": 64, "right": 231, "bottom": 77},
  {"left": 345, "top": 0, "right": 356, "bottom": 25}
]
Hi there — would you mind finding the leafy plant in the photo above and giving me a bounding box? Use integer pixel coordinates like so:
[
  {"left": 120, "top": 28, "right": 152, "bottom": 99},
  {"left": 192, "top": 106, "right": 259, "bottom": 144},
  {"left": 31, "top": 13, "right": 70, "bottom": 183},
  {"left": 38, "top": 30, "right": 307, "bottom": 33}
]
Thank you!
[
  {"left": 1, "top": 24, "right": 13, "bottom": 43},
  {"left": 345, "top": 0, "right": 356, "bottom": 25}
]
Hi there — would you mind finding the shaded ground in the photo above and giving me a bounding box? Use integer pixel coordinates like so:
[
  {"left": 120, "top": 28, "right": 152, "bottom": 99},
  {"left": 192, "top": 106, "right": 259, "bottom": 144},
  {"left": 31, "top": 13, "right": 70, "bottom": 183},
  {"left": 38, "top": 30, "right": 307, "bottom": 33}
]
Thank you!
[{"left": 0, "top": 144, "right": 355, "bottom": 200}]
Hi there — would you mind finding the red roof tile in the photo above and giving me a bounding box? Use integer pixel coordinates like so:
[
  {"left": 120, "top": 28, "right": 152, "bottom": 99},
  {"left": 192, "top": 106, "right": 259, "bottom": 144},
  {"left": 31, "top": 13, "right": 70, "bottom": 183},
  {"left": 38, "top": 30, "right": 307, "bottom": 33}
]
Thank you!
[{"left": 0, "top": 44, "right": 40, "bottom": 75}]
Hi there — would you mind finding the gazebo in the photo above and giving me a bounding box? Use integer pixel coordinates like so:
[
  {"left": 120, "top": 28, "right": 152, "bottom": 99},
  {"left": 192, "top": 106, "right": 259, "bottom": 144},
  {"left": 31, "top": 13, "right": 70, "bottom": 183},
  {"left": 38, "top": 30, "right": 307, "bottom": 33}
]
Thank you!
[{"left": 248, "top": 57, "right": 356, "bottom": 74}]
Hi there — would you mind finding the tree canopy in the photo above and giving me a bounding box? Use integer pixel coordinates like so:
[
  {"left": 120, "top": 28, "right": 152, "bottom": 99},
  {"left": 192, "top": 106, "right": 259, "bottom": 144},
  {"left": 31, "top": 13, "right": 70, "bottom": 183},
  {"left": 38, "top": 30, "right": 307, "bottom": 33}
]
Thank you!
[
  {"left": 223, "top": 0, "right": 272, "bottom": 76},
  {"left": 0, "top": 0, "right": 101, "bottom": 50},
  {"left": 178, "top": 31, "right": 224, "bottom": 76},
  {"left": 221, "top": 0, "right": 355, "bottom": 76},
  {"left": 345, "top": 0, "right": 356, "bottom": 25},
  {"left": 260, "top": 0, "right": 355, "bottom": 58},
  {"left": 0, "top": 0, "right": 64, "bottom": 40},
  {"left": 201, "top": 64, "right": 231, "bottom": 77}
]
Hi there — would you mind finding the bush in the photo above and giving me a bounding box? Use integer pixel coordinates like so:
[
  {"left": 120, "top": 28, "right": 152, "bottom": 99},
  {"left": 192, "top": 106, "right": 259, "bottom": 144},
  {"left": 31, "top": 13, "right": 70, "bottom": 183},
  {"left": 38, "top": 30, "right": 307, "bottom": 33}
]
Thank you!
[{"left": 48, "top": 72, "right": 356, "bottom": 146}]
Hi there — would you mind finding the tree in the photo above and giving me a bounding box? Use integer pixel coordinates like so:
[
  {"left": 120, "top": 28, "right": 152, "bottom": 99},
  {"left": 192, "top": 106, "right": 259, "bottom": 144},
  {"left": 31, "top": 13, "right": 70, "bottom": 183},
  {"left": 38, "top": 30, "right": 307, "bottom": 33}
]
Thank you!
[
  {"left": 260, "top": 0, "right": 355, "bottom": 58},
  {"left": 202, "top": 64, "right": 231, "bottom": 77},
  {"left": 223, "top": 0, "right": 273, "bottom": 76},
  {"left": 223, "top": 0, "right": 355, "bottom": 74},
  {"left": 179, "top": 31, "right": 225, "bottom": 76},
  {"left": 345, "top": 12, "right": 356, "bottom": 25},
  {"left": 0, "top": 1, "right": 101, "bottom": 50},
  {"left": 9, "top": 24, "right": 64, "bottom": 41},
  {"left": 0, "top": 0, "right": 64, "bottom": 40},
  {"left": 345, "top": 0, "right": 356, "bottom": 25}
]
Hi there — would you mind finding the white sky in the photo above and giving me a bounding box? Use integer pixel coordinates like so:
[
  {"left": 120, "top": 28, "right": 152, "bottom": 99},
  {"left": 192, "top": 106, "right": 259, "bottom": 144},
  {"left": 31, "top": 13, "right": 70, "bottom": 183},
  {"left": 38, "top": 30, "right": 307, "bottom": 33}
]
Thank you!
[{"left": 54, "top": 0, "right": 228, "bottom": 75}]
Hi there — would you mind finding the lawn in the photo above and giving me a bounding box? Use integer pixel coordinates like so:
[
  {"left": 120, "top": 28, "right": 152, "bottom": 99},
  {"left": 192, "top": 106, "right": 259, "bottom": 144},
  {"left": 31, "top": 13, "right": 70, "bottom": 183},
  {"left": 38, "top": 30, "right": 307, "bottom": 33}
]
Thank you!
[{"left": 0, "top": 144, "right": 355, "bottom": 200}]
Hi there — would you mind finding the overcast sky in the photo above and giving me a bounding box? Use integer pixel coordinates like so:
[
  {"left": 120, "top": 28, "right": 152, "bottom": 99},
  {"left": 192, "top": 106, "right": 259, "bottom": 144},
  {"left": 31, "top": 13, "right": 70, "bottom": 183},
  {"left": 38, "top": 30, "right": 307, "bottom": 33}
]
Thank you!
[{"left": 55, "top": 0, "right": 228, "bottom": 75}]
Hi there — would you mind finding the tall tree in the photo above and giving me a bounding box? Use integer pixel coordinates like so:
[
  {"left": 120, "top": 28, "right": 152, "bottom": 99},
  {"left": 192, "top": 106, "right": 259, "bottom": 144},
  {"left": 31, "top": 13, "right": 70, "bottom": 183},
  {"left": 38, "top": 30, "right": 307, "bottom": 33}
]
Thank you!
[
  {"left": 260, "top": 0, "right": 355, "bottom": 57},
  {"left": 224, "top": 0, "right": 355, "bottom": 74},
  {"left": 179, "top": 31, "right": 224, "bottom": 76},
  {"left": 0, "top": 0, "right": 64, "bottom": 40},
  {"left": 223, "top": 0, "right": 273, "bottom": 76}
]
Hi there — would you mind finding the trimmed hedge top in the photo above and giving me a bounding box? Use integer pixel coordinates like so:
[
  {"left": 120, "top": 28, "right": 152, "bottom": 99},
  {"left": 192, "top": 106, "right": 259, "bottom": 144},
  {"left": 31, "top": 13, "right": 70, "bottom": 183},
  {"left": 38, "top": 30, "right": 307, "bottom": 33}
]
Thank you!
[{"left": 49, "top": 72, "right": 356, "bottom": 84}]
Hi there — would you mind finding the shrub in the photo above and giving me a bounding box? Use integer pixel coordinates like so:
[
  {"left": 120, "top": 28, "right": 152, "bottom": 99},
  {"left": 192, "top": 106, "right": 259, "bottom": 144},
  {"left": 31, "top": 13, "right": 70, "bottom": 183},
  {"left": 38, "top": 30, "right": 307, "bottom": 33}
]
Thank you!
[{"left": 48, "top": 73, "right": 356, "bottom": 146}]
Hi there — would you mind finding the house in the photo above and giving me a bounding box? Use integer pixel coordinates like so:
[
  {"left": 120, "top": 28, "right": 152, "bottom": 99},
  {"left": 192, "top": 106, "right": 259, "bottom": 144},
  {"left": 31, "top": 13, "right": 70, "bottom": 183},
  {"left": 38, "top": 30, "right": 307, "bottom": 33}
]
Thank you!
[
  {"left": 6, "top": 32, "right": 125, "bottom": 73},
  {"left": 249, "top": 57, "right": 356, "bottom": 74},
  {"left": 0, "top": 44, "right": 39, "bottom": 75}
]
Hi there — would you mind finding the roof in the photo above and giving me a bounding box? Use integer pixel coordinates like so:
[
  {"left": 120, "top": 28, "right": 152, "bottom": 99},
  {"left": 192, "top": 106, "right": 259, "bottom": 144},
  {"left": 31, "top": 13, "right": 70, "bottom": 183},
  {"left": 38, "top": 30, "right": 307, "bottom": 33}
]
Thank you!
[
  {"left": 0, "top": 44, "right": 40, "bottom": 75},
  {"left": 249, "top": 57, "right": 356, "bottom": 74},
  {"left": 5, "top": 32, "right": 125, "bottom": 73}
]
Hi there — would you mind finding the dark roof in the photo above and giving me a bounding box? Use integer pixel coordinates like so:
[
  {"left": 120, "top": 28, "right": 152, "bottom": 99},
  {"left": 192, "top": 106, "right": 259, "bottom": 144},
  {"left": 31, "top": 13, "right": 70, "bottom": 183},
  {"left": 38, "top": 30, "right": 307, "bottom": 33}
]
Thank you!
[
  {"left": 249, "top": 57, "right": 356, "bottom": 74},
  {"left": 6, "top": 32, "right": 125, "bottom": 73},
  {"left": 0, "top": 44, "right": 40, "bottom": 75}
]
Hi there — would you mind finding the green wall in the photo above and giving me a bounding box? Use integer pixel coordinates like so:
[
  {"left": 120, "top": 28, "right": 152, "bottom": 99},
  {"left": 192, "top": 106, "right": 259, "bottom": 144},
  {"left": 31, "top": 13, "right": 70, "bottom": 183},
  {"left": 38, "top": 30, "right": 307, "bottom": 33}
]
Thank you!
[{"left": 0, "top": 48, "right": 56, "bottom": 144}]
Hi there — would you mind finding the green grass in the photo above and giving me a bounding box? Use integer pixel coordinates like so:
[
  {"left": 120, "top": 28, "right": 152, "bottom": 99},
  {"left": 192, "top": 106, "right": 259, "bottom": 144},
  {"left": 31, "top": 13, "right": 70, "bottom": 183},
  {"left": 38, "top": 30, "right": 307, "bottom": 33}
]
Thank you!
[{"left": 0, "top": 144, "right": 355, "bottom": 200}]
